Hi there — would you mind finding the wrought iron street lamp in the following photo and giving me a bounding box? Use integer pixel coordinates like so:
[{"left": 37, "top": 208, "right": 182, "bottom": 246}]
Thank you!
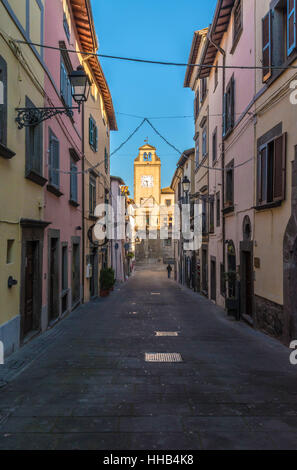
[
  {"left": 182, "top": 176, "right": 190, "bottom": 204},
  {"left": 15, "top": 66, "right": 90, "bottom": 129},
  {"left": 69, "top": 65, "right": 90, "bottom": 107}
]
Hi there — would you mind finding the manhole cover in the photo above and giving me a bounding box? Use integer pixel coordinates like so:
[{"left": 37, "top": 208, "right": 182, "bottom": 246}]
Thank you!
[
  {"left": 145, "top": 353, "right": 183, "bottom": 362},
  {"left": 155, "top": 332, "right": 179, "bottom": 336}
]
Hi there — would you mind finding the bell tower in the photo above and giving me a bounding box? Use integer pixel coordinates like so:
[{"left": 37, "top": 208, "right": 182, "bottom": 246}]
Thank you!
[{"left": 134, "top": 143, "right": 161, "bottom": 206}]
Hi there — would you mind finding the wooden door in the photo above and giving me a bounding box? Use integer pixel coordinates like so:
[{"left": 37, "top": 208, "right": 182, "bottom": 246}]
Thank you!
[{"left": 24, "top": 242, "right": 35, "bottom": 335}]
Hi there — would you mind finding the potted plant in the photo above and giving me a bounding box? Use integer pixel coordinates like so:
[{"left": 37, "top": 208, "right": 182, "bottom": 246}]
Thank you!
[{"left": 100, "top": 268, "right": 115, "bottom": 297}]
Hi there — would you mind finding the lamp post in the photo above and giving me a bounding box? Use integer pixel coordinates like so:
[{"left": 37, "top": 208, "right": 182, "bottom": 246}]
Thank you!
[
  {"left": 16, "top": 66, "right": 90, "bottom": 129},
  {"left": 182, "top": 176, "right": 191, "bottom": 204}
]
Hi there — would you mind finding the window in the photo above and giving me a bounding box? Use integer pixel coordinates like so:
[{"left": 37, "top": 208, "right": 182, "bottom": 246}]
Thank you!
[
  {"left": 262, "top": 1, "right": 297, "bottom": 83},
  {"left": 60, "top": 57, "right": 72, "bottom": 108},
  {"left": 262, "top": 11, "right": 272, "bottom": 81},
  {"left": 104, "top": 147, "right": 109, "bottom": 172},
  {"left": 164, "top": 239, "right": 172, "bottom": 247},
  {"left": 223, "top": 77, "right": 235, "bottom": 137},
  {"left": 63, "top": 12, "right": 70, "bottom": 42},
  {"left": 0, "top": 56, "right": 7, "bottom": 147},
  {"left": 195, "top": 135, "right": 200, "bottom": 169},
  {"left": 202, "top": 127, "right": 207, "bottom": 157},
  {"left": 89, "top": 116, "right": 98, "bottom": 152},
  {"left": 143, "top": 152, "right": 152, "bottom": 161},
  {"left": 233, "top": 0, "right": 242, "bottom": 45},
  {"left": 70, "top": 159, "right": 78, "bottom": 203},
  {"left": 25, "top": 97, "right": 43, "bottom": 179},
  {"left": 194, "top": 91, "right": 199, "bottom": 120},
  {"left": 202, "top": 198, "right": 207, "bottom": 235},
  {"left": 200, "top": 78, "right": 207, "bottom": 103},
  {"left": 209, "top": 197, "right": 214, "bottom": 233},
  {"left": 216, "top": 192, "right": 221, "bottom": 227},
  {"left": 89, "top": 175, "right": 96, "bottom": 216},
  {"left": 287, "top": 0, "right": 296, "bottom": 56},
  {"left": 212, "top": 128, "right": 217, "bottom": 163},
  {"left": 49, "top": 130, "right": 60, "bottom": 188},
  {"left": 165, "top": 199, "right": 172, "bottom": 207},
  {"left": 257, "top": 133, "right": 287, "bottom": 206},
  {"left": 225, "top": 161, "right": 234, "bottom": 207}
]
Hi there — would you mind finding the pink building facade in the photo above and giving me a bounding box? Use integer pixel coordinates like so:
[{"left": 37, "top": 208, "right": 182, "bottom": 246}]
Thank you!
[{"left": 41, "top": 0, "right": 83, "bottom": 329}]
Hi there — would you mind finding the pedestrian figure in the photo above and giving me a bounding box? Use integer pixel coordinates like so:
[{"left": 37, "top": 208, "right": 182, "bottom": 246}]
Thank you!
[{"left": 167, "top": 264, "right": 172, "bottom": 279}]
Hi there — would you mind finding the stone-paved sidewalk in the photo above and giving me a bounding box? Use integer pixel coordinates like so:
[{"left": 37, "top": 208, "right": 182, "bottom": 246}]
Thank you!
[{"left": 0, "top": 269, "right": 297, "bottom": 450}]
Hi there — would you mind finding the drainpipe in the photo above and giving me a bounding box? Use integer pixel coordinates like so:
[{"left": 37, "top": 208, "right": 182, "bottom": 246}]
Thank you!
[
  {"left": 207, "top": 29, "right": 226, "bottom": 292},
  {"left": 82, "top": 102, "right": 85, "bottom": 304}
]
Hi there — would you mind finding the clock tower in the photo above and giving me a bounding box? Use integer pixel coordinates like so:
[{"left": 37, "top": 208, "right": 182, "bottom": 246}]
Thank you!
[{"left": 134, "top": 143, "right": 161, "bottom": 206}]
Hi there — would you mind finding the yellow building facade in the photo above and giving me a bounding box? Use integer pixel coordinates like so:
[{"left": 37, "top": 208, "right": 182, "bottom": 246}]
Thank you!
[{"left": 0, "top": 0, "right": 46, "bottom": 355}]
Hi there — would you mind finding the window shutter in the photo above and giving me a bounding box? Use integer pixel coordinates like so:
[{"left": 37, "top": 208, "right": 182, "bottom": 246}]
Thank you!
[
  {"left": 71, "top": 163, "right": 77, "bottom": 201},
  {"left": 89, "top": 117, "right": 93, "bottom": 146},
  {"left": 53, "top": 138, "right": 60, "bottom": 188},
  {"left": 287, "top": 0, "right": 296, "bottom": 56},
  {"left": 61, "top": 60, "right": 66, "bottom": 101},
  {"left": 33, "top": 124, "right": 42, "bottom": 174},
  {"left": 67, "top": 78, "right": 72, "bottom": 108},
  {"left": 95, "top": 125, "right": 98, "bottom": 151},
  {"left": 230, "top": 77, "right": 235, "bottom": 128},
  {"left": 273, "top": 133, "right": 286, "bottom": 201},
  {"left": 262, "top": 11, "right": 272, "bottom": 81}
]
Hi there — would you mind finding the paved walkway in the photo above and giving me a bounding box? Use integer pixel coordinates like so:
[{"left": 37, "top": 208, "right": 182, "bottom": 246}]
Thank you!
[{"left": 0, "top": 268, "right": 297, "bottom": 450}]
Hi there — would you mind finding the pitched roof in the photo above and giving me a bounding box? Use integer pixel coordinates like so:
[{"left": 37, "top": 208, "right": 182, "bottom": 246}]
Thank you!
[
  {"left": 177, "top": 148, "right": 195, "bottom": 168},
  {"left": 184, "top": 28, "right": 208, "bottom": 88},
  {"left": 139, "top": 143, "right": 156, "bottom": 151},
  {"left": 161, "top": 187, "right": 174, "bottom": 194},
  {"left": 198, "top": 0, "right": 235, "bottom": 79},
  {"left": 70, "top": 0, "right": 117, "bottom": 130}
]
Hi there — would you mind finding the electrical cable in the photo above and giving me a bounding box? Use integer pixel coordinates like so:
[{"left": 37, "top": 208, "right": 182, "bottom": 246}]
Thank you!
[{"left": 14, "top": 38, "right": 297, "bottom": 71}]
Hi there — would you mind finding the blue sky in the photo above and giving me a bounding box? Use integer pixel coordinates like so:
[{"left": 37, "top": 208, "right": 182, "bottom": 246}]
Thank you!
[{"left": 91, "top": 0, "right": 217, "bottom": 195}]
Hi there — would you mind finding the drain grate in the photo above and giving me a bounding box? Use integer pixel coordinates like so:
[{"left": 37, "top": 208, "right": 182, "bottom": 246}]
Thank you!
[
  {"left": 155, "top": 332, "right": 179, "bottom": 337},
  {"left": 151, "top": 292, "right": 160, "bottom": 295},
  {"left": 145, "top": 353, "right": 183, "bottom": 362}
]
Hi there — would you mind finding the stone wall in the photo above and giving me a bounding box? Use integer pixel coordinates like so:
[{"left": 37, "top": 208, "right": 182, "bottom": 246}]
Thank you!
[{"left": 255, "top": 295, "right": 284, "bottom": 339}]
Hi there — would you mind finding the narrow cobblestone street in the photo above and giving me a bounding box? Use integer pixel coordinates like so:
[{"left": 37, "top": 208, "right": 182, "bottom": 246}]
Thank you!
[{"left": 0, "top": 267, "right": 297, "bottom": 450}]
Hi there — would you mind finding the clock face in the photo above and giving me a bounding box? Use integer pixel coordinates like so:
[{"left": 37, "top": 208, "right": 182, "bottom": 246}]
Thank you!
[{"left": 141, "top": 175, "right": 154, "bottom": 188}]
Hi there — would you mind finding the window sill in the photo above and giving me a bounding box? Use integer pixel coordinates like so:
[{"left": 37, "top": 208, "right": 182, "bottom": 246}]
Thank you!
[
  {"left": 47, "top": 184, "right": 63, "bottom": 197},
  {"left": 223, "top": 206, "right": 235, "bottom": 215},
  {"left": 69, "top": 199, "right": 79, "bottom": 207},
  {"left": 0, "top": 143, "right": 16, "bottom": 159},
  {"left": 26, "top": 169, "right": 47, "bottom": 187},
  {"left": 254, "top": 201, "right": 282, "bottom": 212}
]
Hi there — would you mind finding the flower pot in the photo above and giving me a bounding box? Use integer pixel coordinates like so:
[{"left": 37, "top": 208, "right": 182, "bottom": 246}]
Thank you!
[{"left": 100, "top": 289, "right": 110, "bottom": 297}]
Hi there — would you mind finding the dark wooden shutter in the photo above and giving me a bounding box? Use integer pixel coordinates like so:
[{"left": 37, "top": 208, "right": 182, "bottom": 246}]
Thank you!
[
  {"left": 230, "top": 76, "right": 235, "bottom": 128},
  {"left": 89, "top": 117, "right": 93, "bottom": 146},
  {"left": 288, "top": 0, "right": 296, "bottom": 56},
  {"left": 273, "top": 133, "right": 286, "bottom": 201},
  {"left": 95, "top": 125, "right": 98, "bottom": 151},
  {"left": 262, "top": 11, "right": 272, "bottom": 82}
]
